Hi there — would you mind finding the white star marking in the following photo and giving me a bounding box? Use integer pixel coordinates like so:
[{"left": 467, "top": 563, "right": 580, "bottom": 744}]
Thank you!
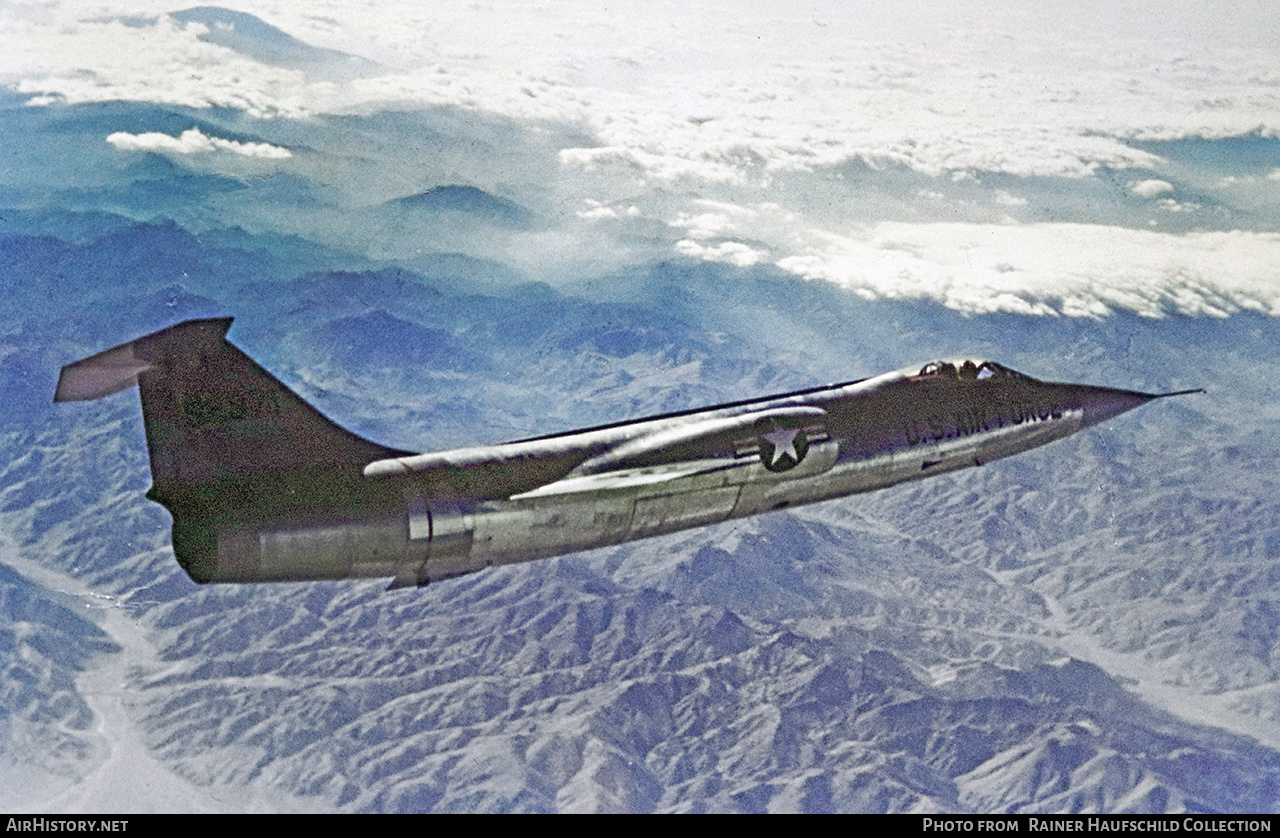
[{"left": 762, "top": 426, "right": 801, "bottom": 467}]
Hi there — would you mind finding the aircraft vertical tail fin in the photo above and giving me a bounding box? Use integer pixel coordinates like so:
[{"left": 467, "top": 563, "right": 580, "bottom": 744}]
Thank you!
[{"left": 55, "top": 317, "right": 411, "bottom": 500}]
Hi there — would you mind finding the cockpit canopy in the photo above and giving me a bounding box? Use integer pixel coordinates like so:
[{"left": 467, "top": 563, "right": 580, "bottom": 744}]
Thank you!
[{"left": 915, "top": 359, "right": 1036, "bottom": 382}]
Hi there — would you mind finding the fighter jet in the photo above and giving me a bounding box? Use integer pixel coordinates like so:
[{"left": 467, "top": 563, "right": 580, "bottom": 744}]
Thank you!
[{"left": 54, "top": 317, "right": 1201, "bottom": 588}]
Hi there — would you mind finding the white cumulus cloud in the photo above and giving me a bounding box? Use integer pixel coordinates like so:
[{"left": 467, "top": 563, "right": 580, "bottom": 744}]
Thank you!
[
  {"left": 105, "top": 127, "right": 291, "bottom": 158},
  {"left": 775, "top": 222, "right": 1280, "bottom": 319},
  {"left": 1131, "top": 179, "right": 1175, "bottom": 198},
  {"left": 674, "top": 239, "right": 768, "bottom": 268}
]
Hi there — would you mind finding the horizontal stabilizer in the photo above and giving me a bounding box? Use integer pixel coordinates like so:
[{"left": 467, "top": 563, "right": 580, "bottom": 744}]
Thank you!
[
  {"left": 54, "top": 344, "right": 153, "bottom": 402},
  {"left": 54, "top": 318, "right": 234, "bottom": 402}
]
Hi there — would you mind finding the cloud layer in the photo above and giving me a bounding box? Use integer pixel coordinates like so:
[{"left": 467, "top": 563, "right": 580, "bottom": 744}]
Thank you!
[
  {"left": 4, "top": 1, "right": 1280, "bottom": 320},
  {"left": 779, "top": 222, "right": 1280, "bottom": 319},
  {"left": 7, "top": 1, "right": 1280, "bottom": 180}
]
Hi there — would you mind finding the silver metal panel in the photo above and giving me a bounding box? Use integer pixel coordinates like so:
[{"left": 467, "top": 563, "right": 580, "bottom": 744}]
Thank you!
[
  {"left": 258, "top": 524, "right": 362, "bottom": 580},
  {"left": 470, "top": 492, "right": 636, "bottom": 566},
  {"left": 631, "top": 486, "right": 742, "bottom": 538},
  {"left": 407, "top": 492, "right": 430, "bottom": 541}
]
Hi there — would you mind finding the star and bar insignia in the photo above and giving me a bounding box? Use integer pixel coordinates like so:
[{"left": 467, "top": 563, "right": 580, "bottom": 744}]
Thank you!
[{"left": 758, "top": 423, "right": 808, "bottom": 471}]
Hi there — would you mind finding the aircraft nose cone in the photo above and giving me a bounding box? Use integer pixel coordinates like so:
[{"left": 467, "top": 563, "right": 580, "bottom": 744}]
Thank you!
[{"left": 1078, "top": 387, "right": 1156, "bottom": 429}]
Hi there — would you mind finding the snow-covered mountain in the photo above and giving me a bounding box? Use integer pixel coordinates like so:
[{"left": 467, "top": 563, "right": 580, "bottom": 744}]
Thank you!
[
  {"left": 2, "top": 2, "right": 1278, "bottom": 813},
  {"left": 3, "top": 211, "right": 1277, "bottom": 811}
]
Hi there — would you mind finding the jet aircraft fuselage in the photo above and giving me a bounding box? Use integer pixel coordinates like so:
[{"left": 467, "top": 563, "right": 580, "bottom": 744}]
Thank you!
[{"left": 54, "top": 318, "right": 1199, "bottom": 588}]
